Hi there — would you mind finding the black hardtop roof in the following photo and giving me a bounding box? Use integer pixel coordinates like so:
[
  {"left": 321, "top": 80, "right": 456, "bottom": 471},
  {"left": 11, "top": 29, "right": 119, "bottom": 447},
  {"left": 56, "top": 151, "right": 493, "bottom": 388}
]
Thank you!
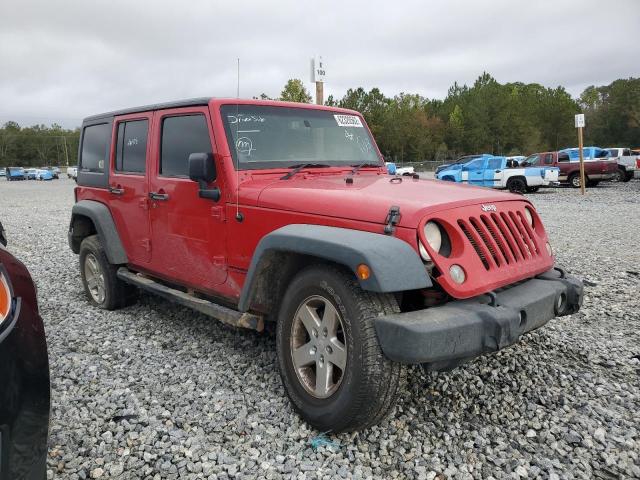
[{"left": 83, "top": 97, "right": 213, "bottom": 122}]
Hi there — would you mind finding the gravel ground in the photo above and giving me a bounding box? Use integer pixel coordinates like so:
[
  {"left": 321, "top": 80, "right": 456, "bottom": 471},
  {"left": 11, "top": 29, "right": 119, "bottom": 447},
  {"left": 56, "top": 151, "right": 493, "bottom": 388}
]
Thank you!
[{"left": 1, "top": 178, "right": 639, "bottom": 480}]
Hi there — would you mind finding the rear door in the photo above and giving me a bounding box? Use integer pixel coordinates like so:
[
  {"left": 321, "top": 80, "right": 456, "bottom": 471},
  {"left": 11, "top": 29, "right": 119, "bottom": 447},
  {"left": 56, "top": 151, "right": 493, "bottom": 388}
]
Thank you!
[
  {"left": 147, "top": 107, "right": 227, "bottom": 291},
  {"left": 484, "top": 157, "right": 503, "bottom": 187},
  {"left": 108, "top": 113, "right": 152, "bottom": 264}
]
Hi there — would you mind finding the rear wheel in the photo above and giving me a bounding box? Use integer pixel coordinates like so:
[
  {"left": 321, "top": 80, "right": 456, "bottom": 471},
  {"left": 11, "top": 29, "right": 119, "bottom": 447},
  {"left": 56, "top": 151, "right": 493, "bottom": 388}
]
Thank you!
[
  {"left": 276, "top": 265, "right": 404, "bottom": 432},
  {"left": 568, "top": 172, "right": 584, "bottom": 188},
  {"left": 613, "top": 168, "right": 625, "bottom": 182},
  {"left": 507, "top": 177, "right": 526, "bottom": 194},
  {"left": 79, "top": 235, "right": 137, "bottom": 310}
]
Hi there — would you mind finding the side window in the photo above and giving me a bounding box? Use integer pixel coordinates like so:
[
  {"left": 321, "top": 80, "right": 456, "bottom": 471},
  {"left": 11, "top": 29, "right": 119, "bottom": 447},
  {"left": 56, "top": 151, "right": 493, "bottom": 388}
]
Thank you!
[
  {"left": 115, "top": 120, "right": 148, "bottom": 173},
  {"left": 487, "top": 158, "right": 502, "bottom": 169},
  {"left": 161, "top": 114, "right": 212, "bottom": 177},
  {"left": 544, "top": 154, "right": 554, "bottom": 165},
  {"left": 464, "top": 158, "right": 485, "bottom": 170},
  {"left": 80, "top": 123, "right": 111, "bottom": 173},
  {"left": 558, "top": 153, "right": 570, "bottom": 162}
]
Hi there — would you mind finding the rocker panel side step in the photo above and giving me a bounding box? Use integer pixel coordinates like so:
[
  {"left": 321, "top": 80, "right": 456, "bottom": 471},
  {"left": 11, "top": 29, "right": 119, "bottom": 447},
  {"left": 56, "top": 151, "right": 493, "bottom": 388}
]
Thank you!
[{"left": 117, "top": 268, "right": 264, "bottom": 331}]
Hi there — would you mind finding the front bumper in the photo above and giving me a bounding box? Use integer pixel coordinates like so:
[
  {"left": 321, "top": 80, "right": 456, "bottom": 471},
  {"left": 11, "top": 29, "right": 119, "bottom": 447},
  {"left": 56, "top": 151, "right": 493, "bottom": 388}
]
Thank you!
[{"left": 375, "top": 268, "right": 583, "bottom": 369}]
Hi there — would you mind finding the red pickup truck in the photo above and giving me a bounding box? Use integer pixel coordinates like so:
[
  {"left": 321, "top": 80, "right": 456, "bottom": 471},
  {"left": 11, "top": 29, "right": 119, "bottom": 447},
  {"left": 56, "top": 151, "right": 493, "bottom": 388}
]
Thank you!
[
  {"left": 68, "top": 98, "right": 583, "bottom": 431},
  {"left": 522, "top": 151, "right": 618, "bottom": 188}
]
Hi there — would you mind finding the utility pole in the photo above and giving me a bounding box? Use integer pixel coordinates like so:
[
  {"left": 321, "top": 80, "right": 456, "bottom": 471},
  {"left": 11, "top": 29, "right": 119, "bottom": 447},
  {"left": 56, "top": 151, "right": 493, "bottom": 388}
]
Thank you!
[
  {"left": 310, "top": 56, "right": 326, "bottom": 105},
  {"left": 575, "top": 114, "right": 586, "bottom": 195},
  {"left": 62, "top": 136, "right": 69, "bottom": 166}
]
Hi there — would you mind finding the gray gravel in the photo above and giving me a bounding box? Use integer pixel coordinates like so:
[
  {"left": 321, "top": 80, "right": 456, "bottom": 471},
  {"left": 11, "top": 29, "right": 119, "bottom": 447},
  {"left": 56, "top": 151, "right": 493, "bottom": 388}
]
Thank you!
[{"left": 1, "top": 178, "right": 639, "bottom": 479}]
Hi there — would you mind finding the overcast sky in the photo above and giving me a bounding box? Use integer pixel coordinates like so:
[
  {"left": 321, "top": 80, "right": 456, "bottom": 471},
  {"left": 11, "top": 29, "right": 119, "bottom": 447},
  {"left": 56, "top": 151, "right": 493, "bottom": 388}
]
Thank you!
[{"left": 1, "top": 0, "right": 638, "bottom": 128}]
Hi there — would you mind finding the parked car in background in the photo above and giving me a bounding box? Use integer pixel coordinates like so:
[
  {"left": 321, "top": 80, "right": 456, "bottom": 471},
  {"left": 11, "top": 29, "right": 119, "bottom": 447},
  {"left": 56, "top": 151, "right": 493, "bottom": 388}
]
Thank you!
[
  {"left": 5, "top": 167, "right": 26, "bottom": 181},
  {"left": 385, "top": 162, "right": 415, "bottom": 176},
  {"left": 36, "top": 169, "right": 54, "bottom": 181},
  {"left": 24, "top": 168, "right": 37, "bottom": 180},
  {"left": 39, "top": 166, "right": 59, "bottom": 179},
  {"left": 435, "top": 154, "right": 492, "bottom": 174},
  {"left": 436, "top": 155, "right": 559, "bottom": 193},
  {"left": 523, "top": 151, "right": 617, "bottom": 188},
  {"left": 606, "top": 148, "right": 639, "bottom": 181},
  {"left": 67, "top": 97, "right": 582, "bottom": 432},
  {"left": 67, "top": 166, "right": 78, "bottom": 179},
  {"left": 0, "top": 221, "right": 51, "bottom": 479},
  {"left": 0, "top": 169, "right": 5, "bottom": 178}
]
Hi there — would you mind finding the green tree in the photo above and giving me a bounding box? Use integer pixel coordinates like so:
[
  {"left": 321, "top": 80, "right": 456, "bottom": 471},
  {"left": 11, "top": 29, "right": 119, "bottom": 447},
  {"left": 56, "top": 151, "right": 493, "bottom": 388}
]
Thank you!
[{"left": 280, "top": 79, "right": 312, "bottom": 103}]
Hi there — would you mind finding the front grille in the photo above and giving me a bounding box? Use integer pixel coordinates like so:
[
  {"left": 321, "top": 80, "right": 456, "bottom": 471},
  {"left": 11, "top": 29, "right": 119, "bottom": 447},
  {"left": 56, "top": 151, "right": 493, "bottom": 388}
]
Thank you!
[{"left": 458, "top": 208, "right": 541, "bottom": 271}]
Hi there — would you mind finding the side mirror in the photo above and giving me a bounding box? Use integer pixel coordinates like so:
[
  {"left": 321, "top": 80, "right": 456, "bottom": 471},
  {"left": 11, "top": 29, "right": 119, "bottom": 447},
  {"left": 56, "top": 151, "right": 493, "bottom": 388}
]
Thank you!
[
  {"left": 188, "top": 153, "right": 220, "bottom": 201},
  {"left": 188, "top": 153, "right": 216, "bottom": 183}
]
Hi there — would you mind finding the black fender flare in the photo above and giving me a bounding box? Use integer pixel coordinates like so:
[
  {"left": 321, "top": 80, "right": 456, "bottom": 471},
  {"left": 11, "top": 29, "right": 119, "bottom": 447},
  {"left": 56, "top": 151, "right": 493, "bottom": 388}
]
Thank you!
[
  {"left": 238, "top": 224, "right": 431, "bottom": 312},
  {"left": 68, "top": 200, "right": 128, "bottom": 264}
]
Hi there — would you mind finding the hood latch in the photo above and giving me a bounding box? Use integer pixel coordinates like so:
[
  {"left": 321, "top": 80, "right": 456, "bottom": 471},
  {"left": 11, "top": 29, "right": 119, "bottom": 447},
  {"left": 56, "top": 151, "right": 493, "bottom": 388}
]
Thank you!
[{"left": 384, "top": 206, "right": 401, "bottom": 235}]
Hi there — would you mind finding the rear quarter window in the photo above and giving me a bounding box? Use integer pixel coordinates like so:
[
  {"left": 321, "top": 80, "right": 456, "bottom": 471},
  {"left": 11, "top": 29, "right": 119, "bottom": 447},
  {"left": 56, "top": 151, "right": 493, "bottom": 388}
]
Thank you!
[{"left": 80, "top": 123, "right": 111, "bottom": 173}]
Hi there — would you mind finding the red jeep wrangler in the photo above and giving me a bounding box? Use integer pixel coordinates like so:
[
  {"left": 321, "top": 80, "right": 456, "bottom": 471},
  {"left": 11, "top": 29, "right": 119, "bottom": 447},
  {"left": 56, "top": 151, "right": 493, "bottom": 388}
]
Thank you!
[{"left": 69, "top": 98, "right": 583, "bottom": 432}]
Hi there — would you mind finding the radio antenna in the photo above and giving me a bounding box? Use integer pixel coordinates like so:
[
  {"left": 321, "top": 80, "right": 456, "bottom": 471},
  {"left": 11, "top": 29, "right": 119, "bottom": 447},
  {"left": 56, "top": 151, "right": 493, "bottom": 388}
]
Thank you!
[{"left": 235, "top": 58, "right": 243, "bottom": 222}]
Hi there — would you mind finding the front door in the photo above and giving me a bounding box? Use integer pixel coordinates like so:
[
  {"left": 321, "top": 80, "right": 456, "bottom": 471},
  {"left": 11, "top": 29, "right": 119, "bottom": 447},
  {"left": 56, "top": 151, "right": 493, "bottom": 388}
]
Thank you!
[
  {"left": 484, "top": 157, "right": 503, "bottom": 187},
  {"left": 465, "top": 158, "right": 487, "bottom": 186},
  {"left": 108, "top": 114, "right": 152, "bottom": 264},
  {"left": 147, "top": 107, "right": 227, "bottom": 291}
]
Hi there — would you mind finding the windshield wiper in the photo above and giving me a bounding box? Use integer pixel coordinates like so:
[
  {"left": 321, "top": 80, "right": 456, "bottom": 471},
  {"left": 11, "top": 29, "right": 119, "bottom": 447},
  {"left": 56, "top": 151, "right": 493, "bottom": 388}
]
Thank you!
[
  {"left": 350, "top": 162, "right": 381, "bottom": 176},
  {"left": 280, "top": 163, "right": 330, "bottom": 180}
]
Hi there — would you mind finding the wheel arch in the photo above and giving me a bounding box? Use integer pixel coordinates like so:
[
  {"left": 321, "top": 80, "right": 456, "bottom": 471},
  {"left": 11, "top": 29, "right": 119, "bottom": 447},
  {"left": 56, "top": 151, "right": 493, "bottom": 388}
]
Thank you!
[
  {"left": 69, "top": 200, "right": 128, "bottom": 264},
  {"left": 238, "top": 224, "right": 431, "bottom": 314}
]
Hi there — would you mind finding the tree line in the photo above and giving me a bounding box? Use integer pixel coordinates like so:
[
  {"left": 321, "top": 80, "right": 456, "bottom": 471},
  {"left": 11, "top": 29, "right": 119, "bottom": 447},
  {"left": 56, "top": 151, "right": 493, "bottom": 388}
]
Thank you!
[{"left": 1, "top": 74, "right": 638, "bottom": 168}]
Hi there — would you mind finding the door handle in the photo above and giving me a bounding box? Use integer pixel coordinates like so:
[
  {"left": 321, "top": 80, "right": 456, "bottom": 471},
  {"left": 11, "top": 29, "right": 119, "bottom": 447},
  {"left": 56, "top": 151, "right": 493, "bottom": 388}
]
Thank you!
[
  {"left": 149, "top": 192, "right": 169, "bottom": 201},
  {"left": 495, "top": 169, "right": 501, "bottom": 173},
  {"left": 109, "top": 186, "right": 124, "bottom": 195}
]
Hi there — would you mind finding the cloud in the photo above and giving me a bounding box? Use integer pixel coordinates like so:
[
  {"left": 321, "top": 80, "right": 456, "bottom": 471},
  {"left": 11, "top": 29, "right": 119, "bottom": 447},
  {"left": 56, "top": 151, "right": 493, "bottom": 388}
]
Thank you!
[{"left": 0, "top": 0, "right": 638, "bottom": 127}]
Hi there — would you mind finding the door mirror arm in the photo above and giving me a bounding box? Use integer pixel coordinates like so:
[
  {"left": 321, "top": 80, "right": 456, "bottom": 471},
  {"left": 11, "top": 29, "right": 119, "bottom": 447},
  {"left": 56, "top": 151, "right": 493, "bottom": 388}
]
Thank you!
[{"left": 197, "top": 180, "right": 221, "bottom": 201}]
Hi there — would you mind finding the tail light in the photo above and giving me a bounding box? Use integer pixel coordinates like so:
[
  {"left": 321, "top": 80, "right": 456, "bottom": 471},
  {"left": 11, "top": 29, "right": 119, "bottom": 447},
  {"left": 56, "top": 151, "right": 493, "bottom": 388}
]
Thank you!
[
  {"left": 0, "top": 267, "right": 12, "bottom": 325},
  {"left": 636, "top": 157, "right": 640, "bottom": 169}
]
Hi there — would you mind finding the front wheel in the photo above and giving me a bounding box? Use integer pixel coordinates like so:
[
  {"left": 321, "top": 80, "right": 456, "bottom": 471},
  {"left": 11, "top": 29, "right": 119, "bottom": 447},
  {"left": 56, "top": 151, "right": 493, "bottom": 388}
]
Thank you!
[
  {"left": 612, "top": 168, "right": 625, "bottom": 182},
  {"left": 276, "top": 265, "right": 404, "bottom": 432},
  {"left": 568, "top": 173, "right": 585, "bottom": 188}
]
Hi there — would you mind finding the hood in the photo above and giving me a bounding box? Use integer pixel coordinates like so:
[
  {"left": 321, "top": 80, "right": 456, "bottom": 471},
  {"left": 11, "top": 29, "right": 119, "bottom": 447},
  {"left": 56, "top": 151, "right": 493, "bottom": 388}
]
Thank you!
[{"left": 242, "top": 172, "right": 523, "bottom": 228}]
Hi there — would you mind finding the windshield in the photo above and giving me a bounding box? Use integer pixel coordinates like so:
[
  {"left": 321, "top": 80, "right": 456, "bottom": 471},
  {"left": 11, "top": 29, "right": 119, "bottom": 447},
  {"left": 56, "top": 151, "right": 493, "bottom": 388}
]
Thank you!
[{"left": 220, "top": 105, "right": 381, "bottom": 170}]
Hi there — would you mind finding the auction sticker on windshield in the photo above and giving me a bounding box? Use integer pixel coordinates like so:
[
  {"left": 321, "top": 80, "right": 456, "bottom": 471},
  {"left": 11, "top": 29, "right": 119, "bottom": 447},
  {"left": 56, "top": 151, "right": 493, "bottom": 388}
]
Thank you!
[{"left": 334, "top": 115, "right": 363, "bottom": 127}]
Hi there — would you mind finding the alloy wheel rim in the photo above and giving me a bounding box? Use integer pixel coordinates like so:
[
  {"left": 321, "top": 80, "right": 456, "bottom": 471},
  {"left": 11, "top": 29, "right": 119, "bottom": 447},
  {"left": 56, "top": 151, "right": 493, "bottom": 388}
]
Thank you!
[
  {"left": 84, "top": 253, "right": 106, "bottom": 304},
  {"left": 290, "top": 295, "right": 347, "bottom": 399},
  {"left": 572, "top": 176, "right": 581, "bottom": 187}
]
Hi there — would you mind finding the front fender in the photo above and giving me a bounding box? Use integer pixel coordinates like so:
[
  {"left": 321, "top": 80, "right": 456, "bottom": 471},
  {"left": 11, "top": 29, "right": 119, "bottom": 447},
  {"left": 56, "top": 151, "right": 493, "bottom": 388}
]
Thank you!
[{"left": 238, "top": 224, "right": 431, "bottom": 312}]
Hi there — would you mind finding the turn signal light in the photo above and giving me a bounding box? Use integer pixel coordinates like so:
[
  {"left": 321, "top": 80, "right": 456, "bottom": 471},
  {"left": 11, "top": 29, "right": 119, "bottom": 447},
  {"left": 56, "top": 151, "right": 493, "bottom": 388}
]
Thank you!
[
  {"left": 356, "top": 264, "right": 371, "bottom": 280},
  {"left": 0, "top": 269, "right": 11, "bottom": 323}
]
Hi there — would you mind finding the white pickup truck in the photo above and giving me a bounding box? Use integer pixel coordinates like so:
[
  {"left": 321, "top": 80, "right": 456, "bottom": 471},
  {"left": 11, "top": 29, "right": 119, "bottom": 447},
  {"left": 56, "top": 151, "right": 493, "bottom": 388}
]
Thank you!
[{"left": 606, "top": 148, "right": 639, "bottom": 182}]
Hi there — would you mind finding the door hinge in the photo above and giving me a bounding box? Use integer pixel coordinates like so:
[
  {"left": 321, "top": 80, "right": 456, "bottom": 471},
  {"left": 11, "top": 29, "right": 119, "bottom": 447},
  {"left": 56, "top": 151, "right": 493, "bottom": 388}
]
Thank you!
[
  {"left": 139, "top": 197, "right": 149, "bottom": 210},
  {"left": 141, "top": 239, "right": 151, "bottom": 251},
  {"left": 211, "top": 206, "right": 225, "bottom": 221},
  {"left": 212, "top": 255, "right": 227, "bottom": 269}
]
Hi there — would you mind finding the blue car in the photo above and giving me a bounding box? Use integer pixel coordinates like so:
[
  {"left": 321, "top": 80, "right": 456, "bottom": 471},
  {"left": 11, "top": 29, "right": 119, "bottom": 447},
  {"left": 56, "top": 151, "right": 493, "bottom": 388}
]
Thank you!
[
  {"left": 5, "top": 167, "right": 26, "bottom": 181},
  {"left": 35, "top": 169, "right": 54, "bottom": 181},
  {"left": 436, "top": 155, "right": 559, "bottom": 193}
]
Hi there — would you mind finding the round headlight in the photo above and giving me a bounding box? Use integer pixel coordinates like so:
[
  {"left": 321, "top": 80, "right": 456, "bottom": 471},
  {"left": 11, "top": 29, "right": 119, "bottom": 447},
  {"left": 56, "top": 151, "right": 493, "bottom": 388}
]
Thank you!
[
  {"left": 424, "top": 221, "right": 442, "bottom": 252},
  {"left": 524, "top": 208, "right": 534, "bottom": 228},
  {"left": 419, "top": 241, "right": 431, "bottom": 261},
  {"left": 449, "top": 264, "right": 466, "bottom": 284}
]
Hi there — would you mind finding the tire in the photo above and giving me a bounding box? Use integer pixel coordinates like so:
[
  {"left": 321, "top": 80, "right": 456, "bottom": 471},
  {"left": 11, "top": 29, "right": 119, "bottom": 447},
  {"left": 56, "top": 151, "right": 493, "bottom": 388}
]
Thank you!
[
  {"left": 526, "top": 186, "right": 540, "bottom": 193},
  {"left": 276, "top": 264, "right": 404, "bottom": 432},
  {"left": 442, "top": 176, "right": 455, "bottom": 182},
  {"left": 568, "top": 173, "right": 584, "bottom": 188},
  {"left": 79, "top": 235, "right": 137, "bottom": 310},
  {"left": 507, "top": 177, "right": 526, "bottom": 194},
  {"left": 623, "top": 172, "right": 633, "bottom": 182},
  {"left": 613, "top": 168, "right": 625, "bottom": 182}
]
